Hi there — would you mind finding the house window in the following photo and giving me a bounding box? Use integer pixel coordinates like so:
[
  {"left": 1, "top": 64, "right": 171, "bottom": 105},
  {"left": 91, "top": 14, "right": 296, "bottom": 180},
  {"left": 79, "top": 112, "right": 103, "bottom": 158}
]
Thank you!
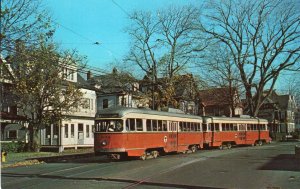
[
  {"left": 70, "top": 70, "right": 74, "bottom": 80},
  {"left": 78, "top": 124, "right": 83, "bottom": 132},
  {"left": 103, "top": 99, "right": 108, "bottom": 109},
  {"left": 63, "top": 68, "right": 67, "bottom": 79},
  {"left": 86, "top": 125, "right": 90, "bottom": 138},
  {"left": 7, "top": 130, "right": 17, "bottom": 139},
  {"left": 71, "top": 124, "right": 74, "bottom": 138},
  {"left": 91, "top": 125, "right": 94, "bottom": 138},
  {"left": 65, "top": 124, "right": 69, "bottom": 138},
  {"left": 78, "top": 124, "right": 84, "bottom": 140},
  {"left": 121, "top": 96, "right": 126, "bottom": 106}
]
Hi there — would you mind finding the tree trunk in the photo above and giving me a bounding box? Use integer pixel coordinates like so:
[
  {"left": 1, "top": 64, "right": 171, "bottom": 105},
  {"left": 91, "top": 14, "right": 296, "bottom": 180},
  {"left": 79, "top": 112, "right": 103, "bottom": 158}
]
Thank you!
[{"left": 27, "top": 123, "right": 34, "bottom": 151}]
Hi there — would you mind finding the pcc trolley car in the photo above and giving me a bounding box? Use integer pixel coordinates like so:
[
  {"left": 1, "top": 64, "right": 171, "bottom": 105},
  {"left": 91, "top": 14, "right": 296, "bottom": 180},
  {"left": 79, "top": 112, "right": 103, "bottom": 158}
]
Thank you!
[
  {"left": 203, "top": 116, "right": 271, "bottom": 149},
  {"left": 94, "top": 107, "right": 271, "bottom": 160}
]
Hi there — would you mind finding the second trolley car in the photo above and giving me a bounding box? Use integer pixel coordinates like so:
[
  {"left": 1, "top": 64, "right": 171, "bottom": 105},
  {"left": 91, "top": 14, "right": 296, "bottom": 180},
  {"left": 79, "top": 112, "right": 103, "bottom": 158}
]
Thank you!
[{"left": 203, "top": 116, "right": 271, "bottom": 149}]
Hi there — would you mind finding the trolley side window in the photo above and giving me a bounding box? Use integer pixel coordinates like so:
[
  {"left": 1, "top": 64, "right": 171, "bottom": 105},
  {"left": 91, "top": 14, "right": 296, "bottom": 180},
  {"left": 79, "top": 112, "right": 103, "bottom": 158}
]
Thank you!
[
  {"left": 136, "top": 119, "right": 143, "bottom": 131},
  {"left": 169, "top": 122, "right": 177, "bottom": 131},
  {"left": 95, "top": 120, "right": 123, "bottom": 132},
  {"left": 229, "top": 124, "right": 234, "bottom": 131},
  {"left": 233, "top": 123, "right": 238, "bottom": 131},
  {"left": 145, "top": 119, "right": 167, "bottom": 132},
  {"left": 158, "top": 120, "right": 163, "bottom": 131},
  {"left": 153, "top": 120, "right": 158, "bottom": 131},
  {"left": 210, "top": 123, "right": 214, "bottom": 131},
  {"left": 247, "top": 124, "right": 251, "bottom": 131},
  {"left": 211, "top": 123, "right": 220, "bottom": 132},
  {"left": 186, "top": 122, "right": 191, "bottom": 131},
  {"left": 126, "top": 119, "right": 135, "bottom": 131},
  {"left": 146, "top": 119, "right": 152, "bottom": 131},
  {"left": 239, "top": 124, "right": 246, "bottom": 131},
  {"left": 203, "top": 123, "right": 207, "bottom": 131},
  {"left": 222, "top": 123, "right": 226, "bottom": 131},
  {"left": 259, "top": 124, "right": 266, "bottom": 131},
  {"left": 162, "top": 120, "right": 167, "bottom": 131},
  {"left": 126, "top": 118, "right": 143, "bottom": 131},
  {"left": 196, "top": 123, "right": 202, "bottom": 131},
  {"left": 191, "top": 123, "right": 195, "bottom": 131}
]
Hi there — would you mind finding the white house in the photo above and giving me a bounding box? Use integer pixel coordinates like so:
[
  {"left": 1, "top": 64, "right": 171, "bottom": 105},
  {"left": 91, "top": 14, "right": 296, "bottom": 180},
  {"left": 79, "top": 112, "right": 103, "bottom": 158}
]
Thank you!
[
  {"left": 40, "top": 63, "right": 97, "bottom": 152},
  {"left": 89, "top": 68, "right": 149, "bottom": 112}
]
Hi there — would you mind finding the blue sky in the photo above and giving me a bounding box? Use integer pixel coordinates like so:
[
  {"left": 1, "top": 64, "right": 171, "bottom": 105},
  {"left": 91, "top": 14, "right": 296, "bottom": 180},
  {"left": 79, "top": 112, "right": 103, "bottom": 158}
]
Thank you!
[{"left": 43, "top": 0, "right": 198, "bottom": 70}]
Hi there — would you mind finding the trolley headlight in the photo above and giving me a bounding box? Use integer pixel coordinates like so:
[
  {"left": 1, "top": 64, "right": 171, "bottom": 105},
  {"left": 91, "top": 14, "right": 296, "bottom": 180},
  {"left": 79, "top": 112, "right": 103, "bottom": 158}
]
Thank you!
[{"left": 101, "top": 140, "right": 107, "bottom": 146}]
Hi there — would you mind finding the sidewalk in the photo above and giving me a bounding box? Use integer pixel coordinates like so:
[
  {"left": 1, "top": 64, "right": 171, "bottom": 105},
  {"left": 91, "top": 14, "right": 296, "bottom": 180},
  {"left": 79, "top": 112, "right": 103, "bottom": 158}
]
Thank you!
[{"left": 1, "top": 148, "right": 94, "bottom": 169}]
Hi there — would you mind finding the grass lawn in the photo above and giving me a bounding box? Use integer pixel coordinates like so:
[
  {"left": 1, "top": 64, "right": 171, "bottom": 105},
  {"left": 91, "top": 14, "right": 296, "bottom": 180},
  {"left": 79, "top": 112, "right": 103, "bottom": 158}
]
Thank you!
[{"left": 1, "top": 148, "right": 93, "bottom": 168}]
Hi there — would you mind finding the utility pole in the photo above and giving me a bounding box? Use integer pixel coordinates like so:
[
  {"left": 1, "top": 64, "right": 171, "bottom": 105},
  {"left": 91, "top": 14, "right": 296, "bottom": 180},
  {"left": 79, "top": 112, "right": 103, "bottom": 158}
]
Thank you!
[{"left": 152, "top": 66, "right": 155, "bottom": 110}]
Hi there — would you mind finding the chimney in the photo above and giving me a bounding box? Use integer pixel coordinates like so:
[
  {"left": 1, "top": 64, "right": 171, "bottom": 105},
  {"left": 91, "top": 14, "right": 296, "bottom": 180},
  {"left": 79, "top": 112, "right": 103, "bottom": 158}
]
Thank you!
[{"left": 87, "top": 71, "right": 92, "bottom": 80}]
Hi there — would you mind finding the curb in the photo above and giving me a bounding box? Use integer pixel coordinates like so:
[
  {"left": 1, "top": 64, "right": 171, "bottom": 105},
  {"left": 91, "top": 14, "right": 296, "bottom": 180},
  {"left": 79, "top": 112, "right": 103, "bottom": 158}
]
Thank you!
[{"left": 26, "top": 152, "right": 95, "bottom": 163}]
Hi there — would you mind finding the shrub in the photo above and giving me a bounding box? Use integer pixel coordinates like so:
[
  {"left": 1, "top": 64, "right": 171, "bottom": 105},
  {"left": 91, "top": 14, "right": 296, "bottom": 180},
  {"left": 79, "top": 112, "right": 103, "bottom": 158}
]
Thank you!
[{"left": 1, "top": 141, "right": 26, "bottom": 153}]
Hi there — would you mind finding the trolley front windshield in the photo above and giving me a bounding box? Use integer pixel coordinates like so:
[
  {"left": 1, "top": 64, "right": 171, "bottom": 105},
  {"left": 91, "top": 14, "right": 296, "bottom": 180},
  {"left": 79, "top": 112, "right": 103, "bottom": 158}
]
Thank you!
[{"left": 95, "top": 120, "right": 123, "bottom": 132}]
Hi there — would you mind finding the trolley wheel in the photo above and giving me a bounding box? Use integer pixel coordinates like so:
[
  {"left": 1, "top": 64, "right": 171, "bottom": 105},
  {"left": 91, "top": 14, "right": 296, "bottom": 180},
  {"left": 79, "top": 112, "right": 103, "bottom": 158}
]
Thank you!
[
  {"left": 191, "top": 145, "right": 197, "bottom": 153},
  {"left": 219, "top": 145, "right": 224, "bottom": 150},
  {"left": 151, "top": 151, "right": 159, "bottom": 159},
  {"left": 257, "top": 140, "right": 263, "bottom": 146},
  {"left": 140, "top": 154, "right": 147, "bottom": 161},
  {"left": 227, "top": 143, "right": 232, "bottom": 149}
]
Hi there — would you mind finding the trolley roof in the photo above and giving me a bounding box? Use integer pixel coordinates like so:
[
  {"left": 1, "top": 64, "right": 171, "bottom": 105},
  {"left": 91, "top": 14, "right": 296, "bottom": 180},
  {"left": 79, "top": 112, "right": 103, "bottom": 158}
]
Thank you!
[
  {"left": 203, "top": 116, "right": 268, "bottom": 123},
  {"left": 96, "top": 106, "right": 202, "bottom": 120}
]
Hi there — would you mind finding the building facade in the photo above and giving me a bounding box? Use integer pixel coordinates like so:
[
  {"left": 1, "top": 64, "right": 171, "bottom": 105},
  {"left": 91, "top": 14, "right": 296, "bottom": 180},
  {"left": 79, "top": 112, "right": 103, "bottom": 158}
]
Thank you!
[
  {"left": 90, "top": 68, "right": 149, "bottom": 111},
  {"left": 0, "top": 56, "right": 28, "bottom": 142},
  {"left": 139, "top": 74, "right": 199, "bottom": 114},
  {"left": 295, "top": 107, "right": 300, "bottom": 131},
  {"left": 40, "top": 65, "right": 97, "bottom": 152},
  {"left": 258, "top": 91, "right": 297, "bottom": 138},
  {"left": 198, "top": 87, "right": 243, "bottom": 117}
]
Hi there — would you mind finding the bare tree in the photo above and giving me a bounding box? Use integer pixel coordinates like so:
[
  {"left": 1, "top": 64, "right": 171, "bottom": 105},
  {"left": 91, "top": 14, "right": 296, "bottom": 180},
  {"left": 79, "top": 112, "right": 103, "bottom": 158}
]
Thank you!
[
  {"left": 200, "top": 44, "right": 240, "bottom": 87},
  {"left": 199, "top": 43, "right": 243, "bottom": 116},
  {"left": 201, "top": 0, "right": 300, "bottom": 116},
  {"left": 157, "top": 5, "right": 205, "bottom": 79},
  {"left": 0, "top": 0, "right": 53, "bottom": 56},
  {"left": 125, "top": 10, "right": 160, "bottom": 82},
  {"left": 125, "top": 5, "right": 205, "bottom": 109}
]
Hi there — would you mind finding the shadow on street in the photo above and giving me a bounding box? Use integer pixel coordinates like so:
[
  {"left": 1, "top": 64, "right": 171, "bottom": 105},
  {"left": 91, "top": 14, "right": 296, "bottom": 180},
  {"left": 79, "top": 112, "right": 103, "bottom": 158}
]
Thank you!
[
  {"left": 259, "top": 154, "right": 300, "bottom": 172},
  {"left": 26, "top": 153, "right": 141, "bottom": 164}
]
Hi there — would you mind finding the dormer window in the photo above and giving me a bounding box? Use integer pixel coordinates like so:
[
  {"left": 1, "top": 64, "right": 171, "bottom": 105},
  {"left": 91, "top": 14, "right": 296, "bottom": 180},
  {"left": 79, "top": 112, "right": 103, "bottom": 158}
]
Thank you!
[{"left": 62, "top": 67, "right": 75, "bottom": 81}]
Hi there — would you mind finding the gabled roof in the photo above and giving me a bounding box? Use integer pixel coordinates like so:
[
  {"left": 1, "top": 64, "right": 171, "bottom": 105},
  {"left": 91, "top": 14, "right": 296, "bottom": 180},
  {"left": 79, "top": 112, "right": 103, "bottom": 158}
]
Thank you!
[
  {"left": 198, "top": 87, "right": 237, "bottom": 106},
  {"left": 76, "top": 73, "right": 94, "bottom": 90},
  {"left": 140, "top": 74, "right": 198, "bottom": 99},
  {"left": 89, "top": 70, "right": 137, "bottom": 94},
  {"left": 263, "top": 90, "right": 296, "bottom": 110}
]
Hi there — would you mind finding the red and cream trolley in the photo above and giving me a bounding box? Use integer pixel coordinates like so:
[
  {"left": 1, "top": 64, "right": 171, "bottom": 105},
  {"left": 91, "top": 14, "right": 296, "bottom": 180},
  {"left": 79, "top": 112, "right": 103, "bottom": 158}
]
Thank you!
[
  {"left": 203, "top": 116, "right": 271, "bottom": 149},
  {"left": 94, "top": 107, "right": 203, "bottom": 160}
]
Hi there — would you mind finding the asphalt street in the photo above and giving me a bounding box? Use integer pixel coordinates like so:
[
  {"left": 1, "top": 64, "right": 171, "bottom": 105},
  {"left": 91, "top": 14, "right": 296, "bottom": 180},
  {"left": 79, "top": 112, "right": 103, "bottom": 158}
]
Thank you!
[{"left": 1, "top": 142, "right": 300, "bottom": 189}]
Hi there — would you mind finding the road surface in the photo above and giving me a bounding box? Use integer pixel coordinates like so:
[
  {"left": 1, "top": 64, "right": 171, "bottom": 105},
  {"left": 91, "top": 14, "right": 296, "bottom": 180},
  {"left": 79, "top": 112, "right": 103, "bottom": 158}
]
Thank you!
[{"left": 1, "top": 141, "right": 300, "bottom": 189}]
